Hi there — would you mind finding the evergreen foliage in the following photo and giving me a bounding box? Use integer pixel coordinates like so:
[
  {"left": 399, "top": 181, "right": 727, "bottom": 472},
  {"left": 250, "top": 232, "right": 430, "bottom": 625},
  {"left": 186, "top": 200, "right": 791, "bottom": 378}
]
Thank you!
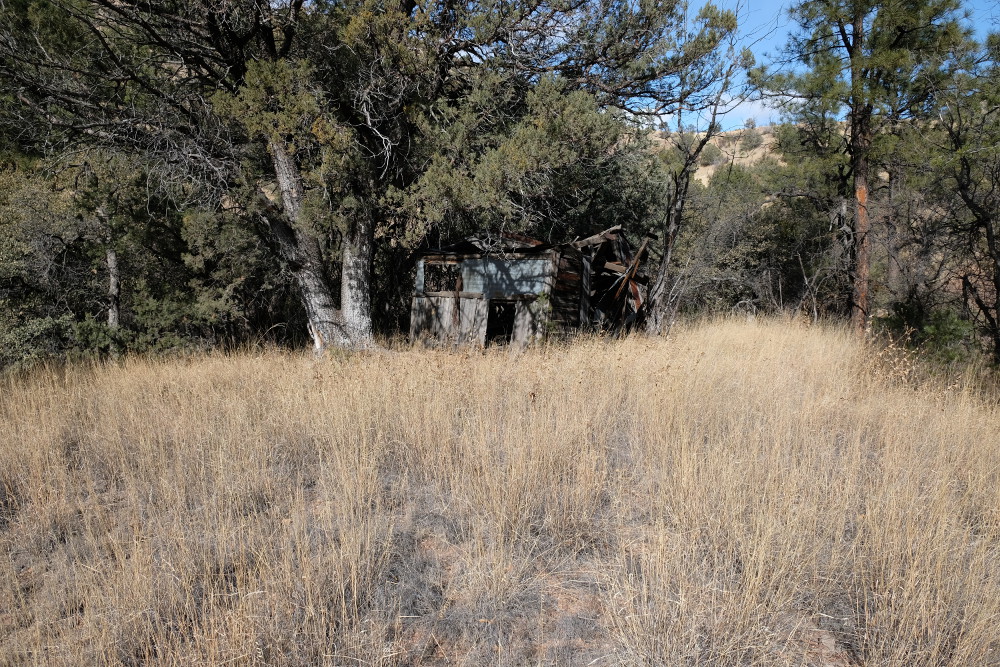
[
  {"left": 2, "top": 0, "right": 1000, "bottom": 366},
  {"left": 0, "top": 0, "right": 741, "bottom": 357}
]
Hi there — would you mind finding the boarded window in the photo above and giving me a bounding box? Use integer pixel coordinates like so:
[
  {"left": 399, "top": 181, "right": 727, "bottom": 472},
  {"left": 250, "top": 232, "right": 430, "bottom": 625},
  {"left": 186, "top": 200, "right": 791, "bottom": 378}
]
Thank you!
[{"left": 421, "top": 261, "right": 462, "bottom": 293}]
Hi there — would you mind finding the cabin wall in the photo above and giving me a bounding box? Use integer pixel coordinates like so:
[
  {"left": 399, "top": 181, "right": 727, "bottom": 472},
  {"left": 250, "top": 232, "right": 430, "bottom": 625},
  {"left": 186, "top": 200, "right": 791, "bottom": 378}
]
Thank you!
[
  {"left": 463, "top": 258, "right": 550, "bottom": 298},
  {"left": 410, "top": 295, "right": 488, "bottom": 345},
  {"left": 549, "top": 249, "right": 585, "bottom": 332},
  {"left": 411, "top": 250, "right": 570, "bottom": 345},
  {"left": 512, "top": 299, "right": 549, "bottom": 344}
]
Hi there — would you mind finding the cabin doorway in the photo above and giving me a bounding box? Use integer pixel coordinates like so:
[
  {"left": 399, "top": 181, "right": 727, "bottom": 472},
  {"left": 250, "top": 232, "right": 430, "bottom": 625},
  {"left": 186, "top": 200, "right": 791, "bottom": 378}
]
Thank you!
[{"left": 485, "top": 300, "right": 516, "bottom": 346}]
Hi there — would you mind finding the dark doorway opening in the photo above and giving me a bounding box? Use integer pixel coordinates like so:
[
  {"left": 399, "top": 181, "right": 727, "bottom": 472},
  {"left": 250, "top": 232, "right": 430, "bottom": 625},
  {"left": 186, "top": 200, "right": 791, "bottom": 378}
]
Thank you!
[{"left": 486, "top": 300, "right": 516, "bottom": 346}]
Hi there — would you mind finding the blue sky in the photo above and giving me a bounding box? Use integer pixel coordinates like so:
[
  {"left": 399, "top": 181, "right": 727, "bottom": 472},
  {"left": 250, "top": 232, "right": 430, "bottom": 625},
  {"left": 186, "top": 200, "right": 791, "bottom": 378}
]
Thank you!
[{"left": 711, "top": 0, "right": 1000, "bottom": 128}]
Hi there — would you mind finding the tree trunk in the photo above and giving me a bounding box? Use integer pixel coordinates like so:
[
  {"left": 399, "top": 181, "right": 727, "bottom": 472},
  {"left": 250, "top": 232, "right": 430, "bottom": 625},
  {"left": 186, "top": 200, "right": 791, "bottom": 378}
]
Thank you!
[
  {"left": 268, "top": 139, "right": 372, "bottom": 350},
  {"left": 340, "top": 213, "right": 375, "bottom": 345},
  {"left": 295, "top": 235, "right": 350, "bottom": 350},
  {"left": 851, "top": 150, "right": 872, "bottom": 334},
  {"left": 885, "top": 168, "right": 901, "bottom": 295},
  {"left": 97, "top": 205, "right": 121, "bottom": 354},
  {"left": 646, "top": 174, "right": 688, "bottom": 335},
  {"left": 984, "top": 217, "right": 1000, "bottom": 365},
  {"left": 848, "top": 10, "right": 872, "bottom": 335},
  {"left": 106, "top": 245, "right": 120, "bottom": 330}
]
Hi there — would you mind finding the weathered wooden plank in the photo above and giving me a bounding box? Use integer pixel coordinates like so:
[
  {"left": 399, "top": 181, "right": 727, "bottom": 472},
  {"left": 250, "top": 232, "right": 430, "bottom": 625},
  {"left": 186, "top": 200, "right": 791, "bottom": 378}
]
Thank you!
[
  {"left": 411, "top": 295, "right": 489, "bottom": 345},
  {"left": 421, "top": 291, "right": 485, "bottom": 298},
  {"left": 459, "top": 298, "right": 488, "bottom": 345},
  {"left": 409, "top": 295, "right": 455, "bottom": 342},
  {"left": 512, "top": 299, "right": 548, "bottom": 344}
]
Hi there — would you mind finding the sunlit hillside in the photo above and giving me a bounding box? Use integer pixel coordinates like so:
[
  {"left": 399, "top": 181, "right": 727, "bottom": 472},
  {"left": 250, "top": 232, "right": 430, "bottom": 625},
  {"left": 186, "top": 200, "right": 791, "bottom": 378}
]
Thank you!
[
  {"left": 652, "top": 125, "right": 783, "bottom": 185},
  {"left": 2, "top": 319, "right": 999, "bottom": 665}
]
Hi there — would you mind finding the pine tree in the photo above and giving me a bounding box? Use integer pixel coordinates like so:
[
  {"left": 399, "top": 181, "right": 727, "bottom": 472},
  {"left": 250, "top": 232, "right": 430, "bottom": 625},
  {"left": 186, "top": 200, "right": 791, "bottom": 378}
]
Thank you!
[{"left": 757, "top": 0, "right": 967, "bottom": 333}]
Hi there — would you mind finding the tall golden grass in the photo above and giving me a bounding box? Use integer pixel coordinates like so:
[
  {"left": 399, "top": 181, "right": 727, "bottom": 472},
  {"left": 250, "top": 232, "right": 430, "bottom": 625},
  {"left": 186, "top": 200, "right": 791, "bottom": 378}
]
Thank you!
[{"left": 2, "top": 318, "right": 999, "bottom": 665}]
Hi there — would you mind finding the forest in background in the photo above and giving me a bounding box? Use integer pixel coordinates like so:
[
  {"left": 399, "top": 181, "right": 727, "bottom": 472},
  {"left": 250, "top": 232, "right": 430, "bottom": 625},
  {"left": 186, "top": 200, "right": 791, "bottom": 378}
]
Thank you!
[{"left": 2, "top": 0, "right": 1000, "bottom": 368}]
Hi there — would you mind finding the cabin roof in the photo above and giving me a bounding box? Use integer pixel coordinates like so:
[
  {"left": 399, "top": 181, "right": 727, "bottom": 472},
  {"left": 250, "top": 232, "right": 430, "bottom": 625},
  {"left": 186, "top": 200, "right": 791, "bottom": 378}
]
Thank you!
[{"left": 418, "top": 225, "right": 637, "bottom": 261}]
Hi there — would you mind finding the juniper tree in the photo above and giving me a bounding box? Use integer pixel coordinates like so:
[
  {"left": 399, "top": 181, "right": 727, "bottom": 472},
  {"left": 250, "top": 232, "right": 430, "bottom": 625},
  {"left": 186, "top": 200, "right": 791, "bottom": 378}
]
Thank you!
[{"left": 0, "top": 0, "right": 741, "bottom": 349}]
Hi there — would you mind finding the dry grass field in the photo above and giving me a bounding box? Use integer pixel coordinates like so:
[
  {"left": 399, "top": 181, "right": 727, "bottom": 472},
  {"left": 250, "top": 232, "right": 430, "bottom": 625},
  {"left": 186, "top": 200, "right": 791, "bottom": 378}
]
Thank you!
[{"left": 2, "top": 318, "right": 1000, "bottom": 666}]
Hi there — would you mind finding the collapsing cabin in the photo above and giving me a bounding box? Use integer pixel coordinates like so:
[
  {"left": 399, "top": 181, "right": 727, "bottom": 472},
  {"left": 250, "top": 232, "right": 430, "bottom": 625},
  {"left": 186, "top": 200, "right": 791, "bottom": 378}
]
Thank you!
[{"left": 409, "top": 226, "right": 651, "bottom": 345}]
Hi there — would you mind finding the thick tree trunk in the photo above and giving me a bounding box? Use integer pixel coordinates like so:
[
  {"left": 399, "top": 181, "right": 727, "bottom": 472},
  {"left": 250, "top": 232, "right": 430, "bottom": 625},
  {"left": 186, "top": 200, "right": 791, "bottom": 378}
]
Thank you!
[
  {"left": 267, "top": 139, "right": 373, "bottom": 350},
  {"left": 645, "top": 262, "right": 669, "bottom": 335},
  {"left": 847, "top": 10, "right": 872, "bottom": 336},
  {"left": 851, "top": 152, "right": 872, "bottom": 334},
  {"left": 340, "top": 213, "right": 375, "bottom": 344},
  {"left": 295, "top": 236, "right": 350, "bottom": 350}
]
